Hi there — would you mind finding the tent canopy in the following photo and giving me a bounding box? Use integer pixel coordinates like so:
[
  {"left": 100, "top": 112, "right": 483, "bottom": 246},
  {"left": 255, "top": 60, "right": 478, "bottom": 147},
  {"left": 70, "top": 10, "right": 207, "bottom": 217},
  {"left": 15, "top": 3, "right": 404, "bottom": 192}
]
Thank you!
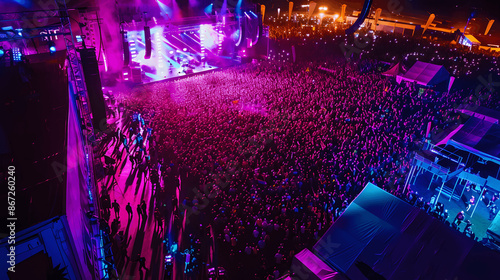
[
  {"left": 382, "top": 62, "right": 402, "bottom": 77},
  {"left": 448, "top": 116, "right": 500, "bottom": 165},
  {"left": 465, "top": 34, "right": 481, "bottom": 45},
  {"left": 313, "top": 183, "right": 479, "bottom": 280},
  {"left": 291, "top": 248, "right": 345, "bottom": 280},
  {"left": 458, "top": 105, "right": 500, "bottom": 124},
  {"left": 397, "top": 61, "right": 450, "bottom": 86}
]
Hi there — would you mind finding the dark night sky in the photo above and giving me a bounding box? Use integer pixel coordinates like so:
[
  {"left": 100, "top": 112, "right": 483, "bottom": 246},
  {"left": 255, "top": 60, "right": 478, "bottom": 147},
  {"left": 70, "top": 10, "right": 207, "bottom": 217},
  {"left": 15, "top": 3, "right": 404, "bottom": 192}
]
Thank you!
[
  {"left": 2, "top": 0, "right": 499, "bottom": 34},
  {"left": 3, "top": 0, "right": 499, "bottom": 20},
  {"left": 251, "top": 0, "right": 500, "bottom": 20}
]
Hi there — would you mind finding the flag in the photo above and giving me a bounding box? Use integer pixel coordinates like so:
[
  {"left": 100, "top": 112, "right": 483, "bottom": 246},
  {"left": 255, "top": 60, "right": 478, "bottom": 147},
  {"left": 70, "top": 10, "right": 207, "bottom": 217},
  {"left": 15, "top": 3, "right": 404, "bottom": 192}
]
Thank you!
[
  {"left": 308, "top": 1, "right": 317, "bottom": 19},
  {"left": 261, "top": 5, "right": 265, "bottom": 24}
]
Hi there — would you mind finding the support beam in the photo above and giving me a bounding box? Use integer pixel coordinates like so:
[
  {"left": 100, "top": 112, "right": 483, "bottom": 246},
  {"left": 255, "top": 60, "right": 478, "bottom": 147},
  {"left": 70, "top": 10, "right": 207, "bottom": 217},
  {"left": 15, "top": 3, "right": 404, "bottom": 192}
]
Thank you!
[
  {"left": 428, "top": 174, "right": 435, "bottom": 190},
  {"left": 470, "top": 186, "right": 484, "bottom": 217},
  {"left": 403, "top": 165, "right": 416, "bottom": 194},
  {"left": 435, "top": 181, "right": 445, "bottom": 206},
  {"left": 450, "top": 178, "right": 459, "bottom": 201}
]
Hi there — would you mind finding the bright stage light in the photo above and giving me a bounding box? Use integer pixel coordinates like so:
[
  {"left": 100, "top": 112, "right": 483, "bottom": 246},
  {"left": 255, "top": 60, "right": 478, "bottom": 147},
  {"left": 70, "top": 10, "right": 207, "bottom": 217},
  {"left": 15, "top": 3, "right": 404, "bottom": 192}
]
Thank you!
[
  {"left": 0, "top": 47, "right": 4, "bottom": 57},
  {"left": 48, "top": 41, "right": 56, "bottom": 54},
  {"left": 183, "top": 48, "right": 187, "bottom": 52}
]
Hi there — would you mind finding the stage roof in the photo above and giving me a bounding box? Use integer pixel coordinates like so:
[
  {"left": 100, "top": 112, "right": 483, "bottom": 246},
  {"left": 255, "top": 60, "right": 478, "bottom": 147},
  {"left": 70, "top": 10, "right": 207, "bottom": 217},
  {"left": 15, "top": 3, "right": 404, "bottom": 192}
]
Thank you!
[
  {"left": 312, "top": 183, "right": 500, "bottom": 280},
  {"left": 397, "top": 61, "right": 450, "bottom": 86},
  {"left": 448, "top": 116, "right": 500, "bottom": 165},
  {"left": 458, "top": 105, "right": 500, "bottom": 124}
]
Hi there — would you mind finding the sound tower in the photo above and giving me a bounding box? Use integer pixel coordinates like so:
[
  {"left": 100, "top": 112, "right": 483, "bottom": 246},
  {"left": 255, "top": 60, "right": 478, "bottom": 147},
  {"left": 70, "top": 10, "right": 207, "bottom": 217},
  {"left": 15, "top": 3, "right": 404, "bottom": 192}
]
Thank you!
[
  {"left": 78, "top": 48, "right": 107, "bottom": 132},
  {"left": 144, "top": 26, "right": 151, "bottom": 59}
]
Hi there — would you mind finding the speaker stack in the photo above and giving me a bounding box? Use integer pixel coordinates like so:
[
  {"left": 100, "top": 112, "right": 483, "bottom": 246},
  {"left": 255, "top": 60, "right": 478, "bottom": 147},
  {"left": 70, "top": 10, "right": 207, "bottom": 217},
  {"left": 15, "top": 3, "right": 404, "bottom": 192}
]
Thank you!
[
  {"left": 144, "top": 26, "right": 151, "bottom": 59},
  {"left": 78, "top": 48, "right": 107, "bottom": 132}
]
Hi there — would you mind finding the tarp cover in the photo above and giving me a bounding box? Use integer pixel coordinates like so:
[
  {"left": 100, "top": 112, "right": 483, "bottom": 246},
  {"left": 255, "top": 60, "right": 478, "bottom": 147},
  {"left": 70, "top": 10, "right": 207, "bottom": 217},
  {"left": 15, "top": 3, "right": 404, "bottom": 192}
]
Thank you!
[
  {"left": 313, "top": 183, "right": 476, "bottom": 280},
  {"left": 458, "top": 105, "right": 500, "bottom": 124},
  {"left": 398, "top": 61, "right": 450, "bottom": 86},
  {"left": 487, "top": 211, "right": 500, "bottom": 242},
  {"left": 291, "top": 248, "right": 344, "bottom": 280},
  {"left": 448, "top": 116, "right": 500, "bottom": 165}
]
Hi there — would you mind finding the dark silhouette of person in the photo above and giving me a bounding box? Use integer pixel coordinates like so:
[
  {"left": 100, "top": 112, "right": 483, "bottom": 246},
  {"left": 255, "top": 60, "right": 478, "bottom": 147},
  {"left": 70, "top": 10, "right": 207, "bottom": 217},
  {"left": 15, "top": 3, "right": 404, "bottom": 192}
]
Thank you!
[
  {"left": 137, "top": 204, "right": 142, "bottom": 222},
  {"left": 126, "top": 202, "right": 133, "bottom": 219},
  {"left": 141, "top": 200, "right": 147, "bottom": 219},
  {"left": 112, "top": 200, "right": 120, "bottom": 218},
  {"left": 137, "top": 256, "right": 148, "bottom": 272}
]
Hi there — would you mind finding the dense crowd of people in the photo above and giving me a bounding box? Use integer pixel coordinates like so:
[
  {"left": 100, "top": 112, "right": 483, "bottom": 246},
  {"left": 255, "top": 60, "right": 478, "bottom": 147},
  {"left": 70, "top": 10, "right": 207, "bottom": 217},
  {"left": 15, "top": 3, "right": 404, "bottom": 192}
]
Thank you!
[
  {"left": 91, "top": 14, "right": 500, "bottom": 277},
  {"left": 268, "top": 19, "right": 499, "bottom": 78},
  {"left": 114, "top": 41, "right": 499, "bottom": 277}
]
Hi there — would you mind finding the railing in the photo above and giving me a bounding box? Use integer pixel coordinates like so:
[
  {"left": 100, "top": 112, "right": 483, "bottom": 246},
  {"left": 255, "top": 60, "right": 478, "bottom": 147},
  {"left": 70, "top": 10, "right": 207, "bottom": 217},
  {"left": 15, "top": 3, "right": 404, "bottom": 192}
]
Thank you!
[
  {"left": 413, "top": 154, "right": 449, "bottom": 176},
  {"left": 428, "top": 143, "right": 463, "bottom": 166}
]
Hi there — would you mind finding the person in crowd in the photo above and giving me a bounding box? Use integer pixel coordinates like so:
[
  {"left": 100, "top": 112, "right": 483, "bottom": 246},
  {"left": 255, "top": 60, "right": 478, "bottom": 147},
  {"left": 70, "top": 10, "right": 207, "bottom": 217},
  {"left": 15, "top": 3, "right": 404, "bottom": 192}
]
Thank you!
[
  {"left": 112, "top": 199, "right": 120, "bottom": 219},
  {"left": 126, "top": 202, "right": 133, "bottom": 220},
  {"left": 453, "top": 211, "right": 465, "bottom": 227}
]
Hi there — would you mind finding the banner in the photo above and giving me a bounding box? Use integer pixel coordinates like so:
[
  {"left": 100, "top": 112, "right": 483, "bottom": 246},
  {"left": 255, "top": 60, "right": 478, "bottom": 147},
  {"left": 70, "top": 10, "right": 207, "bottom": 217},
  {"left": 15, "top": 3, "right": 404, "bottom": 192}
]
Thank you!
[
  {"left": 426, "top": 121, "right": 432, "bottom": 138},
  {"left": 340, "top": 4, "right": 347, "bottom": 22},
  {"left": 289, "top": 2, "right": 293, "bottom": 21},
  {"left": 308, "top": 1, "right": 316, "bottom": 19},
  {"left": 422, "top": 14, "right": 435, "bottom": 35},
  {"left": 372, "top": 8, "right": 382, "bottom": 30},
  {"left": 261, "top": 5, "right": 265, "bottom": 24},
  {"left": 448, "top": 76, "right": 455, "bottom": 92},
  {"left": 485, "top": 20, "right": 495, "bottom": 35}
]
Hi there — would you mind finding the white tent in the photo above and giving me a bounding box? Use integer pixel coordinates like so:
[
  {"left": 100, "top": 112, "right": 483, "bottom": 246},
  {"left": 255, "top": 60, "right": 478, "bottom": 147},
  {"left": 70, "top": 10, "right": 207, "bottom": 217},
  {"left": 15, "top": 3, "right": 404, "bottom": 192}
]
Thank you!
[{"left": 396, "top": 61, "right": 451, "bottom": 87}]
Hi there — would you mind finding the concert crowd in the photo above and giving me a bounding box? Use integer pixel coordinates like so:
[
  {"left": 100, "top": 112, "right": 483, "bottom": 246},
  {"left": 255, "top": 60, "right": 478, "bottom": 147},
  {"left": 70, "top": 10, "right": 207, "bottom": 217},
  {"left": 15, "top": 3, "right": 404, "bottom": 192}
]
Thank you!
[{"left": 112, "top": 41, "right": 498, "bottom": 277}]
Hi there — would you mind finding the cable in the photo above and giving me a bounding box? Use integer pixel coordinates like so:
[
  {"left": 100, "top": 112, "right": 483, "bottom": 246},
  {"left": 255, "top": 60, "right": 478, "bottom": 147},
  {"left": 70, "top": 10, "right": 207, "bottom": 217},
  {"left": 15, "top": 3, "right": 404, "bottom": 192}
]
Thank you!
[{"left": 96, "top": 11, "right": 103, "bottom": 63}]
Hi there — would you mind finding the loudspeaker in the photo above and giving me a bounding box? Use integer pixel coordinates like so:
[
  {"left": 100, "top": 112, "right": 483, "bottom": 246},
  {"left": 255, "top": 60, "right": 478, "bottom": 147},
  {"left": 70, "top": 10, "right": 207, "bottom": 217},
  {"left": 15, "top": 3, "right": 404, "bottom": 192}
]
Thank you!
[
  {"left": 79, "top": 48, "right": 107, "bottom": 132},
  {"left": 122, "top": 31, "right": 130, "bottom": 66},
  {"left": 144, "top": 26, "right": 151, "bottom": 59},
  {"left": 131, "top": 67, "right": 142, "bottom": 83}
]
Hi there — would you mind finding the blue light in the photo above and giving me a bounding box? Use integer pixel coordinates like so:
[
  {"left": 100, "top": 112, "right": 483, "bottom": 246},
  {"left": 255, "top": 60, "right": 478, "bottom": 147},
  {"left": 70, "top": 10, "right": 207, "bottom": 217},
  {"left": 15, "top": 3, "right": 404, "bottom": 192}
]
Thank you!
[
  {"left": 204, "top": 4, "right": 213, "bottom": 14},
  {"left": 49, "top": 41, "right": 56, "bottom": 54},
  {"left": 12, "top": 47, "right": 21, "bottom": 61},
  {"left": 0, "top": 48, "right": 4, "bottom": 57}
]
